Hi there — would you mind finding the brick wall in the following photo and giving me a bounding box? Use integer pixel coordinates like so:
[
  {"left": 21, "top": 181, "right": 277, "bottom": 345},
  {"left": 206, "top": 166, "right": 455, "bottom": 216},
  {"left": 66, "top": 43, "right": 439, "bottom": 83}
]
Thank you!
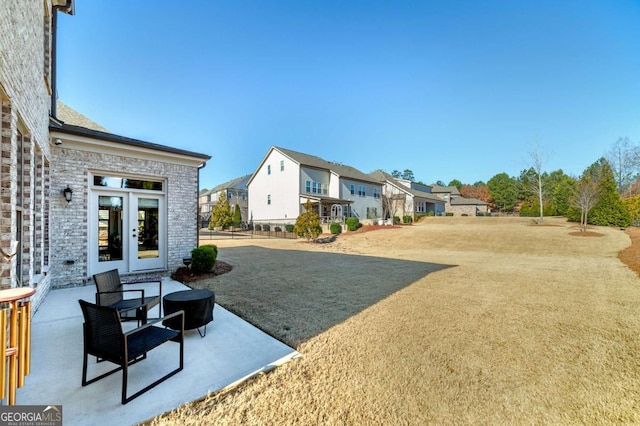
[
  {"left": 50, "top": 146, "right": 200, "bottom": 288},
  {"left": 0, "top": 1, "right": 54, "bottom": 311}
]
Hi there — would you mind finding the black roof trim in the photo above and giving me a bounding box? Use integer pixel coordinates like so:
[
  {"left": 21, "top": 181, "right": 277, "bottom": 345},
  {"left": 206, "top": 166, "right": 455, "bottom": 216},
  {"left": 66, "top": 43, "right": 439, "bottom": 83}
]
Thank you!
[{"left": 50, "top": 120, "right": 211, "bottom": 160}]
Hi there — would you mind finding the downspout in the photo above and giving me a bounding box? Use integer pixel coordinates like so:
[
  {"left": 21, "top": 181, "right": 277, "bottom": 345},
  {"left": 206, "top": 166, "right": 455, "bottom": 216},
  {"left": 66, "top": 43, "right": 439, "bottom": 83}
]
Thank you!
[{"left": 51, "top": 0, "right": 75, "bottom": 118}]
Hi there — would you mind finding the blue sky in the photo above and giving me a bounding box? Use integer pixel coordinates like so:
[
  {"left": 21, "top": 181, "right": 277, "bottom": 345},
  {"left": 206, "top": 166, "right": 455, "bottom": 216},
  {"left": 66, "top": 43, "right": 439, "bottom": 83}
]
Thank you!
[{"left": 56, "top": 0, "right": 640, "bottom": 188}]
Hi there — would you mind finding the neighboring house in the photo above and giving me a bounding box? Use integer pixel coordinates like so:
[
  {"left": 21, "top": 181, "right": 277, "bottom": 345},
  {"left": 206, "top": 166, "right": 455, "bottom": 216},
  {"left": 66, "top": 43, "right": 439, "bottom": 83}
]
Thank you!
[
  {"left": 0, "top": 1, "right": 210, "bottom": 308},
  {"left": 199, "top": 174, "right": 250, "bottom": 227},
  {"left": 248, "top": 146, "right": 383, "bottom": 225},
  {"left": 430, "top": 185, "right": 488, "bottom": 216},
  {"left": 369, "top": 170, "right": 445, "bottom": 219}
]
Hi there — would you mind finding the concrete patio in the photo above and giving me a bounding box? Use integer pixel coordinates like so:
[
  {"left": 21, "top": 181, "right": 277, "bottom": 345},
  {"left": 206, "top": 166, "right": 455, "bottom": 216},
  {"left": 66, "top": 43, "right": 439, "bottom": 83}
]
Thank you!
[{"left": 14, "top": 279, "right": 300, "bottom": 425}]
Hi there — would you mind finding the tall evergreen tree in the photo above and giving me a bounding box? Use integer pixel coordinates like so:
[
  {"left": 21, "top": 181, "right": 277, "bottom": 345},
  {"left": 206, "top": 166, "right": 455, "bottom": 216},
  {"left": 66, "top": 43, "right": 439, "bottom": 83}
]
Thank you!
[
  {"left": 567, "top": 158, "right": 631, "bottom": 227},
  {"left": 487, "top": 172, "right": 518, "bottom": 212}
]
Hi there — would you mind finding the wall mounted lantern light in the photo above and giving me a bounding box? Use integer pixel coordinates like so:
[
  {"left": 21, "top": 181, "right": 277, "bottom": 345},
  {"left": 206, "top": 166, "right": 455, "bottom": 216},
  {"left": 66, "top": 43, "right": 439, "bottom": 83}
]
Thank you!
[{"left": 62, "top": 185, "right": 73, "bottom": 203}]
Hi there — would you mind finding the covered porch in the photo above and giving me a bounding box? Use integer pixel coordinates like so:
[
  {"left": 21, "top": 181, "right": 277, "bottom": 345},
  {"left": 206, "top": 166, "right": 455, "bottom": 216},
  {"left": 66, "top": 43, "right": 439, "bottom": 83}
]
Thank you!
[
  {"left": 14, "top": 279, "right": 300, "bottom": 425},
  {"left": 300, "top": 195, "right": 353, "bottom": 224}
]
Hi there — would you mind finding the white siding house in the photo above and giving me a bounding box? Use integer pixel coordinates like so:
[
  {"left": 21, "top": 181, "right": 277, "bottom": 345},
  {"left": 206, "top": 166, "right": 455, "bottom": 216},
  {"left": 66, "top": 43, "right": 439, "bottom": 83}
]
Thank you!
[{"left": 248, "top": 146, "right": 383, "bottom": 225}]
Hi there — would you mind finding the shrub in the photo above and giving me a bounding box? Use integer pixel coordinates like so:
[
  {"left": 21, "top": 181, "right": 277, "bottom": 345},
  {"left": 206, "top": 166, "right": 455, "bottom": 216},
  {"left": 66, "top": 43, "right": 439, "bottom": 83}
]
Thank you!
[
  {"left": 255, "top": 224, "right": 262, "bottom": 231},
  {"left": 393, "top": 216, "right": 400, "bottom": 225},
  {"left": 461, "top": 213, "right": 468, "bottom": 217},
  {"left": 294, "top": 200, "right": 322, "bottom": 240},
  {"left": 285, "top": 224, "right": 294, "bottom": 233},
  {"left": 330, "top": 222, "right": 342, "bottom": 234},
  {"left": 191, "top": 245, "right": 217, "bottom": 274},
  {"left": 274, "top": 226, "right": 282, "bottom": 232},
  {"left": 263, "top": 224, "right": 270, "bottom": 231},
  {"left": 402, "top": 215, "right": 413, "bottom": 224},
  {"left": 346, "top": 217, "right": 360, "bottom": 231},
  {"left": 446, "top": 212, "right": 454, "bottom": 216}
]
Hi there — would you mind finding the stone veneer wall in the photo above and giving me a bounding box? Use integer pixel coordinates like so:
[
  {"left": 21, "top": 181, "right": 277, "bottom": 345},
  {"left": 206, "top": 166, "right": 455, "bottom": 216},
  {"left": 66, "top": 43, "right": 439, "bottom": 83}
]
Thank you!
[
  {"left": 50, "top": 146, "right": 199, "bottom": 288},
  {"left": 0, "top": 1, "right": 54, "bottom": 311}
]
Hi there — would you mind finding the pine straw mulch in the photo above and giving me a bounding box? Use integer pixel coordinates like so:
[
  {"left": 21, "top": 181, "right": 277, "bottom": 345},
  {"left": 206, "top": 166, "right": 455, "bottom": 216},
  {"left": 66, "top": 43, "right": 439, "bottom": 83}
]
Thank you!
[
  {"left": 170, "top": 261, "right": 234, "bottom": 284},
  {"left": 619, "top": 227, "right": 640, "bottom": 278}
]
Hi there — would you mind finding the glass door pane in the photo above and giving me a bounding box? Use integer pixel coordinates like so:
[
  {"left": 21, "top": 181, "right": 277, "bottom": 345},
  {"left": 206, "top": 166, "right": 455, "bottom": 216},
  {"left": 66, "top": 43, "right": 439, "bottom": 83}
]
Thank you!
[
  {"left": 98, "top": 196, "right": 124, "bottom": 262},
  {"left": 137, "top": 198, "right": 159, "bottom": 259}
]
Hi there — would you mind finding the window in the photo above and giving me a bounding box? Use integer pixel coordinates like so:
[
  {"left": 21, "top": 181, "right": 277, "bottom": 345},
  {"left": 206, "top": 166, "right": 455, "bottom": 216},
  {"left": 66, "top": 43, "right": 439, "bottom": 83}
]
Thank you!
[
  {"left": 350, "top": 184, "right": 355, "bottom": 195},
  {"left": 358, "top": 185, "right": 365, "bottom": 197},
  {"left": 366, "top": 207, "right": 378, "bottom": 219},
  {"left": 267, "top": 165, "right": 271, "bottom": 175},
  {"left": 306, "top": 181, "right": 311, "bottom": 193},
  {"left": 373, "top": 188, "right": 380, "bottom": 199},
  {"left": 267, "top": 194, "right": 271, "bottom": 205},
  {"left": 227, "top": 192, "right": 232, "bottom": 200},
  {"left": 312, "top": 182, "right": 319, "bottom": 194},
  {"left": 280, "top": 160, "right": 284, "bottom": 171},
  {"left": 93, "top": 175, "right": 163, "bottom": 191},
  {"left": 241, "top": 193, "right": 247, "bottom": 201}
]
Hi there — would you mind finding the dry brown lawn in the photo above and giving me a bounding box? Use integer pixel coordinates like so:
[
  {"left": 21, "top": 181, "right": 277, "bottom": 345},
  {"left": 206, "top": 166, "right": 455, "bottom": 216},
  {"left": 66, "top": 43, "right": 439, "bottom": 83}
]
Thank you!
[{"left": 148, "top": 216, "right": 640, "bottom": 425}]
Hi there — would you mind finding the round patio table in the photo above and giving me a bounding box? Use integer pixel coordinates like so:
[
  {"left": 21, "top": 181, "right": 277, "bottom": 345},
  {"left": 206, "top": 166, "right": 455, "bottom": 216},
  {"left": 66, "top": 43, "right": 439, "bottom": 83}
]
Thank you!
[{"left": 163, "top": 289, "right": 214, "bottom": 337}]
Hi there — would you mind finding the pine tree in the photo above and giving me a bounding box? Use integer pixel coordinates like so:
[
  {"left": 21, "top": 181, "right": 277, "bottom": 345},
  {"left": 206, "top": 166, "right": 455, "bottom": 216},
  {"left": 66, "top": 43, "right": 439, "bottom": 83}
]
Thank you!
[
  {"left": 209, "top": 195, "right": 233, "bottom": 230},
  {"left": 233, "top": 204, "right": 242, "bottom": 227}
]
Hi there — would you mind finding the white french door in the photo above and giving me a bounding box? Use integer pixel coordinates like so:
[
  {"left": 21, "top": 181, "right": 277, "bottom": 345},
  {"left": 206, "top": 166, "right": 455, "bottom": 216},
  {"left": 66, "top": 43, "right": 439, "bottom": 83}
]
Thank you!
[{"left": 90, "top": 191, "right": 165, "bottom": 275}]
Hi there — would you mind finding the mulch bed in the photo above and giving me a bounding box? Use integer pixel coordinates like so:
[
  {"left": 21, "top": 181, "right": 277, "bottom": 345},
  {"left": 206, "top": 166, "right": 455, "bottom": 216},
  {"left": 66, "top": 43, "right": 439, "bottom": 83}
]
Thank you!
[{"left": 171, "top": 260, "right": 234, "bottom": 284}]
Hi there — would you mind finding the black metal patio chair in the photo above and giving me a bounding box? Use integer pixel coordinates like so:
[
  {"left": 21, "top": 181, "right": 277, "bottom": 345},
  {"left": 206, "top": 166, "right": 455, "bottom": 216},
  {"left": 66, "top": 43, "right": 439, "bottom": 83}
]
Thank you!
[
  {"left": 93, "top": 269, "right": 162, "bottom": 325},
  {"left": 79, "top": 299, "right": 184, "bottom": 404}
]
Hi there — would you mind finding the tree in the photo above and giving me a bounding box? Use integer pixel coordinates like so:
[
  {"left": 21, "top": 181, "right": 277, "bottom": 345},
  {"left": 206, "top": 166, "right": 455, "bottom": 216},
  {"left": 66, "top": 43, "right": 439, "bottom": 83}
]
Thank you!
[
  {"left": 586, "top": 159, "right": 631, "bottom": 227},
  {"left": 525, "top": 145, "right": 547, "bottom": 223},
  {"left": 294, "top": 199, "right": 322, "bottom": 241},
  {"left": 460, "top": 183, "right": 491, "bottom": 203},
  {"left": 391, "top": 170, "right": 401, "bottom": 178},
  {"left": 232, "top": 203, "right": 242, "bottom": 227},
  {"left": 570, "top": 173, "right": 600, "bottom": 232},
  {"left": 402, "top": 169, "right": 415, "bottom": 181},
  {"left": 209, "top": 195, "right": 233, "bottom": 230},
  {"left": 382, "top": 186, "right": 405, "bottom": 221},
  {"left": 546, "top": 170, "right": 576, "bottom": 216},
  {"left": 568, "top": 158, "right": 631, "bottom": 228},
  {"left": 487, "top": 173, "right": 518, "bottom": 212},
  {"left": 448, "top": 179, "right": 463, "bottom": 190},
  {"left": 606, "top": 137, "right": 640, "bottom": 196},
  {"left": 435, "top": 180, "right": 446, "bottom": 186}
]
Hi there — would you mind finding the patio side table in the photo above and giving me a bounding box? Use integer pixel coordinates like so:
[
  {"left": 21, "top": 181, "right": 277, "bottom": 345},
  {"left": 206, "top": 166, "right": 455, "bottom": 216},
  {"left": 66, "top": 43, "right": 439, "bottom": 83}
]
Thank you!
[
  {"left": 163, "top": 289, "right": 215, "bottom": 337},
  {"left": 0, "top": 287, "right": 35, "bottom": 405}
]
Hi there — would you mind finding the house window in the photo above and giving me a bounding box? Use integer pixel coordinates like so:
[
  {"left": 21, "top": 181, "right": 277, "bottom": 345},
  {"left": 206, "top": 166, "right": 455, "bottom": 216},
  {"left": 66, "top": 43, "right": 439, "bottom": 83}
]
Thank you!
[
  {"left": 267, "top": 165, "right": 271, "bottom": 175},
  {"left": 241, "top": 193, "right": 247, "bottom": 201},
  {"left": 305, "top": 181, "right": 311, "bottom": 193},
  {"left": 358, "top": 185, "right": 365, "bottom": 197},
  {"left": 350, "top": 184, "right": 355, "bottom": 195},
  {"left": 227, "top": 192, "right": 232, "bottom": 200},
  {"left": 312, "top": 182, "right": 319, "bottom": 194},
  {"left": 267, "top": 194, "right": 271, "bottom": 205},
  {"left": 373, "top": 188, "right": 380, "bottom": 199},
  {"left": 280, "top": 160, "right": 284, "bottom": 171},
  {"left": 366, "top": 207, "right": 378, "bottom": 219}
]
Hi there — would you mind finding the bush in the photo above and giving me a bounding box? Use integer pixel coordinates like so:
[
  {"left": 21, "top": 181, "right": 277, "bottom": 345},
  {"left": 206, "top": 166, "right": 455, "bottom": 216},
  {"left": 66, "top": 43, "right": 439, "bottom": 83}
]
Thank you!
[
  {"left": 402, "top": 215, "right": 413, "bottom": 224},
  {"left": 446, "top": 212, "right": 454, "bottom": 216},
  {"left": 393, "top": 216, "right": 400, "bottom": 225},
  {"left": 461, "top": 213, "right": 468, "bottom": 217},
  {"left": 330, "top": 222, "right": 342, "bottom": 234},
  {"left": 191, "top": 245, "right": 218, "bottom": 274},
  {"left": 263, "top": 224, "right": 270, "bottom": 231},
  {"left": 255, "top": 224, "right": 262, "bottom": 231},
  {"left": 274, "top": 226, "right": 282, "bottom": 232},
  {"left": 285, "top": 224, "right": 294, "bottom": 232},
  {"left": 346, "top": 217, "right": 360, "bottom": 231}
]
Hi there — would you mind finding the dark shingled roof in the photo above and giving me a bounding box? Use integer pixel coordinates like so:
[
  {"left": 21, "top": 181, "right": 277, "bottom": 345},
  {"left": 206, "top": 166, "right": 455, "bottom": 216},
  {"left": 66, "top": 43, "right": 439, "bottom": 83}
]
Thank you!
[
  {"left": 275, "top": 146, "right": 381, "bottom": 184},
  {"left": 450, "top": 196, "right": 488, "bottom": 206},
  {"left": 369, "top": 170, "right": 445, "bottom": 204}
]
